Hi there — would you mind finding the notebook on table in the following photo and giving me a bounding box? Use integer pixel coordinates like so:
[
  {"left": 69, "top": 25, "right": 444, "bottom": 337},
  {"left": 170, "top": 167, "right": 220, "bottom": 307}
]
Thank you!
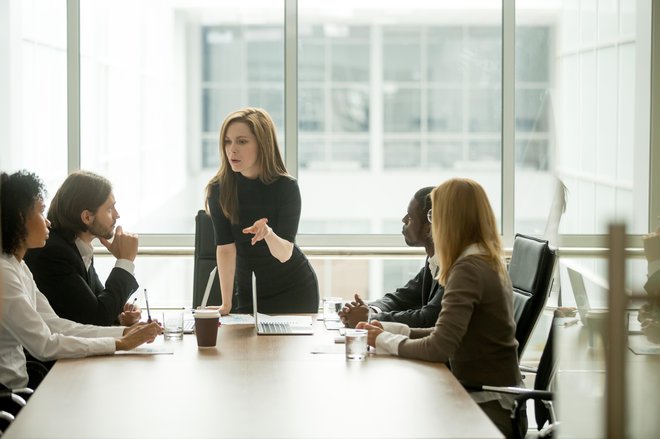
[{"left": 252, "top": 273, "right": 314, "bottom": 335}]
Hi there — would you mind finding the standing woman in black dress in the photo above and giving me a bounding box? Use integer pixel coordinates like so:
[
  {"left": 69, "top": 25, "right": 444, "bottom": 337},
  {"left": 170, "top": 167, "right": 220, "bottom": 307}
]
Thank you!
[{"left": 205, "top": 108, "right": 319, "bottom": 315}]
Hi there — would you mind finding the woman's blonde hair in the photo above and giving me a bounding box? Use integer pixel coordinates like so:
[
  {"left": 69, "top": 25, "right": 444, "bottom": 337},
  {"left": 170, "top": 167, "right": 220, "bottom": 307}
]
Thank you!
[
  {"left": 431, "top": 178, "right": 505, "bottom": 285},
  {"left": 205, "top": 108, "right": 290, "bottom": 224}
]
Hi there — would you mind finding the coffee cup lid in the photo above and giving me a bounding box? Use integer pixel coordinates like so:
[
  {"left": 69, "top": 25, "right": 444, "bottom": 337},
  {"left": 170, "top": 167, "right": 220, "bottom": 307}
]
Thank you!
[{"left": 195, "top": 309, "right": 220, "bottom": 318}]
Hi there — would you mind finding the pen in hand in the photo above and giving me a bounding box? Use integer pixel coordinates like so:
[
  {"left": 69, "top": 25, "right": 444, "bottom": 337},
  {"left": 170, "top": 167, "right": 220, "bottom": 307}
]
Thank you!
[
  {"left": 144, "top": 288, "right": 152, "bottom": 323},
  {"left": 127, "top": 297, "right": 138, "bottom": 312}
]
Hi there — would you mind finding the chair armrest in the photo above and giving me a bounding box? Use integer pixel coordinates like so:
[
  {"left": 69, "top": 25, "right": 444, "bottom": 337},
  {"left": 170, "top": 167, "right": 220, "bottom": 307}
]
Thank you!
[
  {"left": 462, "top": 383, "right": 553, "bottom": 401},
  {"left": 12, "top": 387, "right": 34, "bottom": 396},
  {"left": 9, "top": 393, "right": 27, "bottom": 407},
  {"left": 0, "top": 410, "right": 15, "bottom": 423},
  {"left": 519, "top": 365, "right": 537, "bottom": 374}
]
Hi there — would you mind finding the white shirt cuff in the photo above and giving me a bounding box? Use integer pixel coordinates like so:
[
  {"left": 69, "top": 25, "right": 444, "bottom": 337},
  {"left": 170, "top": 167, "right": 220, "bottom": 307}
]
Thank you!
[
  {"left": 375, "top": 332, "right": 408, "bottom": 356},
  {"left": 380, "top": 321, "right": 411, "bottom": 336},
  {"left": 115, "top": 259, "right": 136, "bottom": 276},
  {"left": 648, "top": 260, "right": 660, "bottom": 278}
]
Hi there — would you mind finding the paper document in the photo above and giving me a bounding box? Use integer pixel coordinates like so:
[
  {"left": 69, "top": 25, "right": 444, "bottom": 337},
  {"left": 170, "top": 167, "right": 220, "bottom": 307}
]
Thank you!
[
  {"left": 219, "top": 314, "right": 255, "bottom": 325},
  {"left": 115, "top": 346, "right": 174, "bottom": 355}
]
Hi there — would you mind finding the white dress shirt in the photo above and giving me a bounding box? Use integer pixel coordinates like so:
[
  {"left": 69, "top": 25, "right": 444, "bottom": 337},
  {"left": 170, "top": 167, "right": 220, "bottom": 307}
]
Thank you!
[
  {"left": 74, "top": 237, "right": 135, "bottom": 275},
  {"left": 0, "top": 254, "right": 123, "bottom": 388}
]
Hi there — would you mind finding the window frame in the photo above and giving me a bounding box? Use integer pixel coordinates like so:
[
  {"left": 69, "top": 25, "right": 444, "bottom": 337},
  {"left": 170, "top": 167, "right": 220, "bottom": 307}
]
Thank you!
[{"left": 64, "top": 0, "right": 660, "bottom": 252}]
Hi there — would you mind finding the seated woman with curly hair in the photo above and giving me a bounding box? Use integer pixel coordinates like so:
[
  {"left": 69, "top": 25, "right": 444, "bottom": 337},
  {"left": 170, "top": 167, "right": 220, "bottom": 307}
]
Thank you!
[{"left": 0, "top": 170, "right": 161, "bottom": 390}]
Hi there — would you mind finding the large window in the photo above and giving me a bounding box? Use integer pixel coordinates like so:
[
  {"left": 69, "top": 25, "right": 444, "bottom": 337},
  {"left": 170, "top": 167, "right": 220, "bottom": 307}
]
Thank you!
[
  {"left": 297, "top": 3, "right": 503, "bottom": 234},
  {"left": 1, "top": 0, "right": 655, "bottom": 307},
  {"left": 515, "top": 0, "right": 650, "bottom": 237},
  {"left": 0, "top": 0, "right": 67, "bottom": 193}
]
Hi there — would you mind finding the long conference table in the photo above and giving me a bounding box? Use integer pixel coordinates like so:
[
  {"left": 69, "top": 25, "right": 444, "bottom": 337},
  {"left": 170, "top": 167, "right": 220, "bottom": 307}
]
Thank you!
[{"left": 5, "top": 318, "right": 503, "bottom": 439}]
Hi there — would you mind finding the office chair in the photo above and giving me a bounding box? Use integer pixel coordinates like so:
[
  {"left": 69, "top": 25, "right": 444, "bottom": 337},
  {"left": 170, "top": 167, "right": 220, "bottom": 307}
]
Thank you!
[
  {"left": 508, "top": 234, "right": 557, "bottom": 357},
  {"left": 25, "top": 359, "right": 51, "bottom": 389},
  {"left": 0, "top": 385, "right": 33, "bottom": 435},
  {"left": 192, "top": 210, "right": 239, "bottom": 311},
  {"left": 463, "top": 317, "right": 558, "bottom": 439},
  {"left": 193, "top": 210, "right": 222, "bottom": 309}
]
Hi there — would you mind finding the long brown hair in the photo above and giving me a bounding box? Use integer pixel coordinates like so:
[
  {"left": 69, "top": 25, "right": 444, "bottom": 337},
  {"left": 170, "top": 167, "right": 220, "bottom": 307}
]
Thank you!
[
  {"left": 431, "top": 178, "right": 505, "bottom": 285},
  {"left": 205, "top": 108, "right": 290, "bottom": 224}
]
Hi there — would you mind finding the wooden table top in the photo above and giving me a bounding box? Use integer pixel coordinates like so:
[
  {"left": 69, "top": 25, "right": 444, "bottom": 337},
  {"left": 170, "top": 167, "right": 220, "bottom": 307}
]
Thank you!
[{"left": 5, "top": 320, "right": 502, "bottom": 439}]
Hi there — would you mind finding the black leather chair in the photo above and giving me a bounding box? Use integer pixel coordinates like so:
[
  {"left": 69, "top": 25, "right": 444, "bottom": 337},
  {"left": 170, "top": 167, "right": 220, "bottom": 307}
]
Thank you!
[
  {"left": 463, "top": 317, "right": 558, "bottom": 438},
  {"left": 192, "top": 210, "right": 240, "bottom": 311},
  {"left": 192, "top": 210, "right": 222, "bottom": 309},
  {"left": 0, "top": 385, "right": 33, "bottom": 434},
  {"left": 508, "top": 234, "right": 557, "bottom": 357}
]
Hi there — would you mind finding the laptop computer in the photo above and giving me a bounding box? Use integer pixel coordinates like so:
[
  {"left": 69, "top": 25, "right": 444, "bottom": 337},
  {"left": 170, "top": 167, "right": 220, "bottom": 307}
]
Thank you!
[
  {"left": 252, "top": 273, "right": 314, "bottom": 335},
  {"left": 182, "top": 267, "right": 219, "bottom": 334},
  {"left": 566, "top": 266, "right": 642, "bottom": 334}
]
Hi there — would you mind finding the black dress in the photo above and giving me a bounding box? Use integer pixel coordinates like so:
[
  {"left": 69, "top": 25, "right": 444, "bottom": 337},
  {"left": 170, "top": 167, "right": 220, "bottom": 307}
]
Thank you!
[{"left": 207, "top": 174, "right": 319, "bottom": 313}]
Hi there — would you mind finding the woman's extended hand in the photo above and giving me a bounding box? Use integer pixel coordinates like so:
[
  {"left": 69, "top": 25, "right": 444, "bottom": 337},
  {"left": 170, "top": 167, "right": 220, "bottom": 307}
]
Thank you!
[
  {"left": 242, "top": 218, "right": 272, "bottom": 245},
  {"left": 204, "top": 304, "right": 232, "bottom": 316},
  {"left": 356, "top": 320, "right": 384, "bottom": 347}
]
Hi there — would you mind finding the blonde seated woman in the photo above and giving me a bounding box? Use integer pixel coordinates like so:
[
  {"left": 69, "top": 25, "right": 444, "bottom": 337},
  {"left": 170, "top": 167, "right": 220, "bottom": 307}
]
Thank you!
[{"left": 358, "top": 178, "right": 526, "bottom": 439}]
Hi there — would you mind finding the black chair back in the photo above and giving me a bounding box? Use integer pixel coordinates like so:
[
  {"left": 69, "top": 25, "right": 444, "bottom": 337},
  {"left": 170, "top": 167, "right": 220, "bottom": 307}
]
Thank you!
[
  {"left": 533, "top": 321, "right": 557, "bottom": 430},
  {"left": 192, "top": 210, "right": 222, "bottom": 308},
  {"left": 508, "top": 234, "right": 557, "bottom": 356}
]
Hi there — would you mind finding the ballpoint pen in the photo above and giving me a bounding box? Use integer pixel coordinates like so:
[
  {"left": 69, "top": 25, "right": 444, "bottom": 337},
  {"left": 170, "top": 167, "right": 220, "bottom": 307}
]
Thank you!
[
  {"left": 128, "top": 297, "right": 138, "bottom": 312},
  {"left": 144, "top": 288, "right": 152, "bottom": 323}
]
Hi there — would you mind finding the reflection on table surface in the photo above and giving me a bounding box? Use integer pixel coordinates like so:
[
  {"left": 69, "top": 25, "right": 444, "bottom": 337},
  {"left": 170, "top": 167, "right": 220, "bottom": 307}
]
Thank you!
[
  {"left": 557, "top": 323, "right": 660, "bottom": 439},
  {"left": 4, "top": 319, "right": 503, "bottom": 439}
]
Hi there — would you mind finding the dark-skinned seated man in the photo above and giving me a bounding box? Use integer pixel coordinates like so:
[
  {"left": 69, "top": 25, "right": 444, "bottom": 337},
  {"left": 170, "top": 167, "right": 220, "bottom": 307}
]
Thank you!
[{"left": 339, "top": 186, "right": 445, "bottom": 328}]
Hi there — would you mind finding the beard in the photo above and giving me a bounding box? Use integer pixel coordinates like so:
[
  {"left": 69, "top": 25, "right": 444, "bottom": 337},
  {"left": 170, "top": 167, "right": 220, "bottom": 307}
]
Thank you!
[{"left": 88, "top": 219, "right": 114, "bottom": 240}]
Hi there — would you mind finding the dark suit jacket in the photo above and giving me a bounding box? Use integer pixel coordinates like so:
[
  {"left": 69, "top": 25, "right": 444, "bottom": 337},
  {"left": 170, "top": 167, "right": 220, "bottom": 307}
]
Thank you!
[
  {"left": 24, "top": 229, "right": 138, "bottom": 326},
  {"left": 369, "top": 258, "right": 444, "bottom": 328}
]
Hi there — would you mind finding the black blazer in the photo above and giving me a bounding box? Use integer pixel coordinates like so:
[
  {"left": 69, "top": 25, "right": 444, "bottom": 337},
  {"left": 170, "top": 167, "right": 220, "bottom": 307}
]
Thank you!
[
  {"left": 24, "top": 229, "right": 138, "bottom": 326},
  {"left": 369, "top": 258, "right": 445, "bottom": 328}
]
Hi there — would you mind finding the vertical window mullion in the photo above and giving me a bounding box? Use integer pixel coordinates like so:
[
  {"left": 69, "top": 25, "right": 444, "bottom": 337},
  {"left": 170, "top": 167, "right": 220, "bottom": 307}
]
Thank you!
[
  {"left": 67, "top": 0, "right": 81, "bottom": 172},
  {"left": 502, "top": 0, "right": 516, "bottom": 246},
  {"left": 650, "top": 0, "right": 660, "bottom": 231},
  {"left": 284, "top": 0, "right": 298, "bottom": 177}
]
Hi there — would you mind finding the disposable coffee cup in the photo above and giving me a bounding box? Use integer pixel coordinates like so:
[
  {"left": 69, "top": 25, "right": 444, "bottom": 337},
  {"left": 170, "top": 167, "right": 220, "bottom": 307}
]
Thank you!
[{"left": 194, "top": 309, "right": 220, "bottom": 348}]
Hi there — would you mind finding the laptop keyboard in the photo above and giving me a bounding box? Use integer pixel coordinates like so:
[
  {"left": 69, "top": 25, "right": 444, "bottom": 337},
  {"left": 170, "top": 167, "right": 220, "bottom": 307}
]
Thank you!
[
  {"left": 259, "top": 322, "right": 293, "bottom": 334},
  {"left": 184, "top": 319, "right": 195, "bottom": 333}
]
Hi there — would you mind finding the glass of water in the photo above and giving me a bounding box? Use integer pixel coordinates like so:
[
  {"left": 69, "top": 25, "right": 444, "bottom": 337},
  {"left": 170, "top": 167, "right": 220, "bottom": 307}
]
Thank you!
[
  {"left": 162, "top": 308, "right": 184, "bottom": 340},
  {"left": 345, "top": 328, "right": 368, "bottom": 361}
]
